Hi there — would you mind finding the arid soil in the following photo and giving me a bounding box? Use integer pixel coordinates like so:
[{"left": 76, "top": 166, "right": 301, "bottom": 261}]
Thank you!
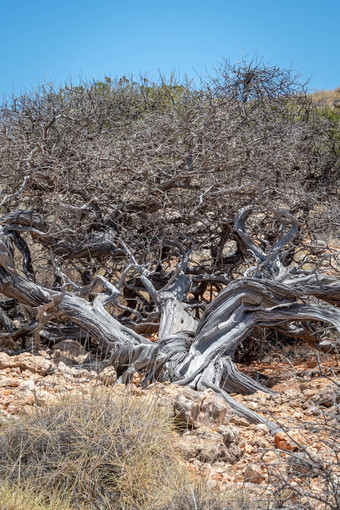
[{"left": 0, "top": 340, "right": 339, "bottom": 507}]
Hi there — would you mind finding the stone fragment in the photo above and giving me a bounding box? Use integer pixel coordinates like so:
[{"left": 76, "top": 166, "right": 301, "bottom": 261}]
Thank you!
[
  {"left": 197, "top": 389, "right": 232, "bottom": 427},
  {"left": 98, "top": 366, "right": 117, "bottom": 386},
  {"left": 274, "top": 431, "right": 302, "bottom": 452},
  {"left": 174, "top": 394, "right": 201, "bottom": 426},
  {"left": 243, "top": 464, "right": 265, "bottom": 484}
]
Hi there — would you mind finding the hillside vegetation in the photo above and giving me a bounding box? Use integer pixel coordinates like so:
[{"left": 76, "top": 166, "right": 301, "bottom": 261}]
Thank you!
[{"left": 311, "top": 86, "right": 340, "bottom": 109}]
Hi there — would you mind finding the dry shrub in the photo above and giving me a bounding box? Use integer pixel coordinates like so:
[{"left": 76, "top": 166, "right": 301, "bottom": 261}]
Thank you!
[
  {"left": 0, "top": 389, "right": 281, "bottom": 510},
  {"left": 0, "top": 390, "right": 182, "bottom": 510}
]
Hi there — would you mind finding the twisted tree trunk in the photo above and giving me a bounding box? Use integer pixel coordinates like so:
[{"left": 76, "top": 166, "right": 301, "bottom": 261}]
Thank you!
[{"left": 0, "top": 206, "right": 339, "bottom": 433}]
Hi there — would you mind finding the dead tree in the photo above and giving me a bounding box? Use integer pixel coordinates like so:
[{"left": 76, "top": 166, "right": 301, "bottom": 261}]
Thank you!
[
  {"left": 0, "top": 205, "right": 339, "bottom": 433},
  {"left": 0, "top": 61, "right": 339, "bottom": 431}
]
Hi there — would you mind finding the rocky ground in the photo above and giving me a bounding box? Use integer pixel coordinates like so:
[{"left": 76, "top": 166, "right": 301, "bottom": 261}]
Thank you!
[{"left": 0, "top": 340, "right": 339, "bottom": 508}]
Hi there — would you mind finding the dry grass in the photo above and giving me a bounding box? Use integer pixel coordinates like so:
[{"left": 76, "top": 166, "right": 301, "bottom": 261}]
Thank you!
[
  {"left": 0, "top": 389, "right": 182, "bottom": 509},
  {"left": 311, "top": 87, "right": 340, "bottom": 108},
  {"left": 0, "top": 388, "right": 278, "bottom": 510},
  {"left": 157, "top": 482, "right": 273, "bottom": 510},
  {"left": 0, "top": 481, "right": 74, "bottom": 510}
]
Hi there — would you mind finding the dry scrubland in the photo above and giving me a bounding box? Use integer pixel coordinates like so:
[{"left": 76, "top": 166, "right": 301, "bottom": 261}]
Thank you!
[
  {"left": 0, "top": 61, "right": 339, "bottom": 509},
  {"left": 0, "top": 344, "right": 339, "bottom": 510}
]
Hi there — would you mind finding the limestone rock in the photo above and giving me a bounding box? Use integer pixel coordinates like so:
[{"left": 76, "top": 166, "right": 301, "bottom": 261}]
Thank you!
[
  {"left": 179, "top": 426, "right": 241, "bottom": 464},
  {"left": 0, "top": 352, "right": 51, "bottom": 375},
  {"left": 98, "top": 366, "right": 117, "bottom": 386}
]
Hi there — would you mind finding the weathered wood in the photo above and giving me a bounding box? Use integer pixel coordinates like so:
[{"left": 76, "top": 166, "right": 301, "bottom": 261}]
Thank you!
[{"left": 0, "top": 207, "right": 339, "bottom": 431}]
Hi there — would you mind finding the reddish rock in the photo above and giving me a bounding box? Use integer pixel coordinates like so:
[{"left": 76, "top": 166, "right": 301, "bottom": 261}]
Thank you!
[
  {"left": 243, "top": 464, "right": 265, "bottom": 484},
  {"left": 306, "top": 360, "right": 317, "bottom": 368},
  {"left": 274, "top": 431, "right": 301, "bottom": 452}
]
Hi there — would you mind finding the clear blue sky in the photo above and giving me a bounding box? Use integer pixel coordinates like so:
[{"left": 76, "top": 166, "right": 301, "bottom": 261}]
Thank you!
[{"left": 0, "top": 0, "right": 339, "bottom": 97}]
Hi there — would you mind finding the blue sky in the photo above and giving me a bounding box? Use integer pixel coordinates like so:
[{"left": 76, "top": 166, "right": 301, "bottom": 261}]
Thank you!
[{"left": 0, "top": 0, "right": 339, "bottom": 96}]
